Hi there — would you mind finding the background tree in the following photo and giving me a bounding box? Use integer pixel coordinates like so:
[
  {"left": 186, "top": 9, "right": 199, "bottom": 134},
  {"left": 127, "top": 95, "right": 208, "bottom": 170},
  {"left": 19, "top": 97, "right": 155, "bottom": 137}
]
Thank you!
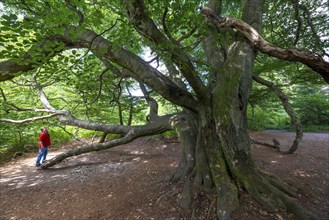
[{"left": 0, "top": 0, "right": 328, "bottom": 219}]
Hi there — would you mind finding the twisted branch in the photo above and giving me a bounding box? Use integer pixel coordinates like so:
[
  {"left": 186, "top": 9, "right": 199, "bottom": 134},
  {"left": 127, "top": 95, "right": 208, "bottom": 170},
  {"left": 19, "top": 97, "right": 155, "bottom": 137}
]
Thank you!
[{"left": 201, "top": 7, "right": 329, "bottom": 83}]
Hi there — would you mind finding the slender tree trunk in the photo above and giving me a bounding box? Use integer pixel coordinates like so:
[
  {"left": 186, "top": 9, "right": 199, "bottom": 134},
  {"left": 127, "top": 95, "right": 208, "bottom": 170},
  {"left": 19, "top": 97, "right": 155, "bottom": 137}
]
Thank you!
[
  {"left": 99, "top": 132, "right": 108, "bottom": 143},
  {"left": 117, "top": 102, "right": 124, "bottom": 125},
  {"left": 127, "top": 103, "right": 133, "bottom": 126}
]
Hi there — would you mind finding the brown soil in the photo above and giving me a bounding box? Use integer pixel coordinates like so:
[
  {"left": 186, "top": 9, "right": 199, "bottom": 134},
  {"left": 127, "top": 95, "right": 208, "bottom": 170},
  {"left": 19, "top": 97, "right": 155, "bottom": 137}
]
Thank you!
[{"left": 0, "top": 131, "right": 328, "bottom": 220}]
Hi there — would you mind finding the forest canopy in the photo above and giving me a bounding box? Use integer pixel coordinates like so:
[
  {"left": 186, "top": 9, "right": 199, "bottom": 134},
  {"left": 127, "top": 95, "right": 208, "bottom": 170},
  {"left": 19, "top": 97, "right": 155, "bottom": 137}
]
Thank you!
[{"left": 0, "top": 0, "right": 328, "bottom": 219}]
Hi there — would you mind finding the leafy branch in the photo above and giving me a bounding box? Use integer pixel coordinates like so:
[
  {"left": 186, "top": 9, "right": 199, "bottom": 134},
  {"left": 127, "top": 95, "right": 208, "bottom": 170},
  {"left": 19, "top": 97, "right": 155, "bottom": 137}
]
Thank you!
[{"left": 201, "top": 7, "right": 329, "bottom": 83}]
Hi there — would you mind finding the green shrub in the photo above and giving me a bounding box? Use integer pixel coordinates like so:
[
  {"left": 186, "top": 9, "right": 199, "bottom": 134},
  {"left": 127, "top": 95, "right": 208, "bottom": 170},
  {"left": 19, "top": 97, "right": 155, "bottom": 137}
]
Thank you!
[
  {"left": 247, "top": 105, "right": 290, "bottom": 130},
  {"left": 294, "top": 94, "right": 329, "bottom": 125}
]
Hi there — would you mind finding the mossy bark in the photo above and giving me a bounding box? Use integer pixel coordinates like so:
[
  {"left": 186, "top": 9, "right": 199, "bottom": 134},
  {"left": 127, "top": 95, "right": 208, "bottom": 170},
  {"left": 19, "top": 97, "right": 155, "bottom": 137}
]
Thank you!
[
  {"left": 172, "top": 97, "right": 317, "bottom": 219},
  {"left": 171, "top": 19, "right": 317, "bottom": 219}
]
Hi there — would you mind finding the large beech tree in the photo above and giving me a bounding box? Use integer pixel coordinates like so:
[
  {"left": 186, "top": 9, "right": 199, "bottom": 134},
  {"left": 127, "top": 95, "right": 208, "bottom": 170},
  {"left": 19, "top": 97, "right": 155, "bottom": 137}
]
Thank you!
[{"left": 0, "top": 0, "right": 328, "bottom": 219}]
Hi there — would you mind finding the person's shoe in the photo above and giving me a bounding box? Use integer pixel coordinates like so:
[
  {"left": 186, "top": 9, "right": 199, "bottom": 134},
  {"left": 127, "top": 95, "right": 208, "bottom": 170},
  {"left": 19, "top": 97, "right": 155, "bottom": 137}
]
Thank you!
[
  {"left": 42, "top": 160, "right": 47, "bottom": 164},
  {"left": 37, "top": 166, "right": 42, "bottom": 170}
]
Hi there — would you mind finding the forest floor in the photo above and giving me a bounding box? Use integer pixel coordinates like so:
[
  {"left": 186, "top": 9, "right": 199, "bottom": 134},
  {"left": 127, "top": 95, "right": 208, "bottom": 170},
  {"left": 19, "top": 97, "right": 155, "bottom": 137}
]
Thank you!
[{"left": 0, "top": 131, "right": 328, "bottom": 220}]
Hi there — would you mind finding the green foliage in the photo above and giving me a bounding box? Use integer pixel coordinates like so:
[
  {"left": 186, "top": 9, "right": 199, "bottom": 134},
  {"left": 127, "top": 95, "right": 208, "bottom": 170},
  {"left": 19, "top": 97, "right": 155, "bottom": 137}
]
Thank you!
[
  {"left": 248, "top": 79, "right": 329, "bottom": 131},
  {"left": 145, "top": 130, "right": 177, "bottom": 140},
  {"left": 262, "top": 0, "right": 328, "bottom": 55},
  {"left": 161, "top": 130, "right": 177, "bottom": 137},
  {"left": 69, "top": 127, "right": 103, "bottom": 139},
  {"left": 247, "top": 105, "right": 290, "bottom": 131},
  {"left": 0, "top": 122, "right": 72, "bottom": 163},
  {"left": 293, "top": 89, "right": 329, "bottom": 126},
  {"left": 274, "top": 124, "right": 329, "bottom": 132},
  {"left": 0, "top": 57, "right": 150, "bottom": 161}
]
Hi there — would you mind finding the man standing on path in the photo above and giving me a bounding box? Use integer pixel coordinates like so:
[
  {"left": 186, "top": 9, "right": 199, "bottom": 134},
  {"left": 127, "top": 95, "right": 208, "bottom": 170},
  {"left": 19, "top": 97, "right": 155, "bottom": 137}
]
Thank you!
[{"left": 36, "top": 127, "right": 51, "bottom": 168}]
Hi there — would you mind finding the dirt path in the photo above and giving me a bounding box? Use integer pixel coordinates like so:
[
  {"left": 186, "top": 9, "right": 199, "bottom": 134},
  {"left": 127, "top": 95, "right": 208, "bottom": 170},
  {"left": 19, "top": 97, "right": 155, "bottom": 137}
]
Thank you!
[{"left": 0, "top": 131, "right": 328, "bottom": 220}]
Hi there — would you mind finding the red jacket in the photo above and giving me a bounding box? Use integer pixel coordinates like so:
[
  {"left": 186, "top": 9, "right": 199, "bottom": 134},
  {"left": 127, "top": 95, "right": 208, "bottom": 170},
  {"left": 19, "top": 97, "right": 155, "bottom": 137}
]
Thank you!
[{"left": 38, "top": 132, "right": 51, "bottom": 148}]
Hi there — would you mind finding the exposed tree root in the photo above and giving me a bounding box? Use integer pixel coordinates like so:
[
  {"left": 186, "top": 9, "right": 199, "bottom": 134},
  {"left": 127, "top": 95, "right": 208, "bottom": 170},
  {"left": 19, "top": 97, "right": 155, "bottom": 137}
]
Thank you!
[
  {"left": 172, "top": 120, "right": 317, "bottom": 219},
  {"left": 155, "top": 187, "right": 178, "bottom": 206},
  {"left": 177, "top": 178, "right": 193, "bottom": 209},
  {"left": 172, "top": 164, "right": 318, "bottom": 220},
  {"left": 251, "top": 136, "right": 302, "bottom": 155},
  {"left": 231, "top": 166, "right": 318, "bottom": 220},
  {"left": 251, "top": 137, "right": 281, "bottom": 151},
  {"left": 260, "top": 171, "right": 297, "bottom": 197}
]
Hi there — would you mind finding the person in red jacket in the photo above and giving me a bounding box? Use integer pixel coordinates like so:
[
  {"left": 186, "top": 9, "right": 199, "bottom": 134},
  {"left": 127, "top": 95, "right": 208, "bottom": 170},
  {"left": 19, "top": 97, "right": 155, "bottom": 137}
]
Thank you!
[{"left": 36, "top": 127, "right": 51, "bottom": 168}]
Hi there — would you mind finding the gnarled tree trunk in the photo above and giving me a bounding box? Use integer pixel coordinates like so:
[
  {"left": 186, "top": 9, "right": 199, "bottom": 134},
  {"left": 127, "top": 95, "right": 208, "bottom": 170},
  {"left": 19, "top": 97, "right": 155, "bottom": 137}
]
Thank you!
[{"left": 169, "top": 0, "right": 317, "bottom": 219}]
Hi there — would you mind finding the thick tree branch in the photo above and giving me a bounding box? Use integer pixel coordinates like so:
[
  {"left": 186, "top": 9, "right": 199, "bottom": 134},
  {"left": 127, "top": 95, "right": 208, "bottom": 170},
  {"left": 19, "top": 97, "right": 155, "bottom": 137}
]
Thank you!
[
  {"left": 201, "top": 7, "right": 329, "bottom": 84},
  {"left": 41, "top": 119, "right": 171, "bottom": 169},
  {"left": 30, "top": 77, "right": 173, "bottom": 136},
  {"left": 0, "top": 28, "right": 198, "bottom": 111},
  {"left": 122, "top": 0, "right": 209, "bottom": 99},
  {"left": 31, "top": 81, "right": 175, "bottom": 169},
  {"left": 0, "top": 61, "right": 34, "bottom": 82},
  {"left": 250, "top": 138, "right": 277, "bottom": 148},
  {"left": 1, "top": 74, "right": 175, "bottom": 167},
  {"left": 76, "top": 29, "right": 198, "bottom": 111},
  {"left": 41, "top": 131, "right": 137, "bottom": 168}
]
